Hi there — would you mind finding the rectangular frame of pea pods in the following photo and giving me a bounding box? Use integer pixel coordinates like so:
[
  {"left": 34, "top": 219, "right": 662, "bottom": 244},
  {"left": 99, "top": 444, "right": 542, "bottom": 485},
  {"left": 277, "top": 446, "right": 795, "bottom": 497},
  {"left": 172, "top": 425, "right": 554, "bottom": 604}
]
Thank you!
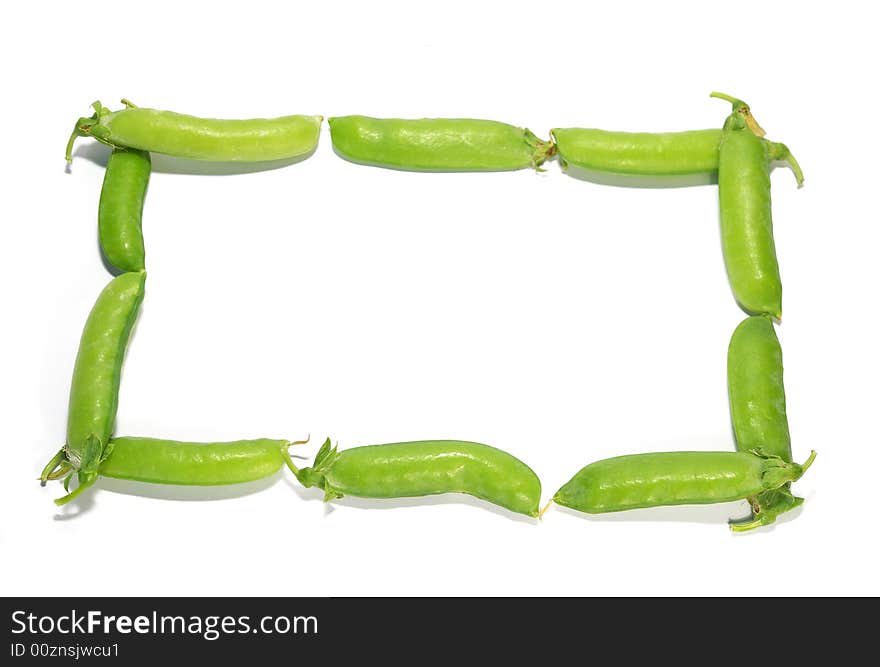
[{"left": 55, "top": 102, "right": 805, "bottom": 532}]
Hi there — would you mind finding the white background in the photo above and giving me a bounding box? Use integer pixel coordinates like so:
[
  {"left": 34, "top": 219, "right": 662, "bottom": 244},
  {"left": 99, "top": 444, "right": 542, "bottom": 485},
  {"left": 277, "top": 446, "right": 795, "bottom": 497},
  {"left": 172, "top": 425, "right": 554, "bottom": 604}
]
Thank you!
[{"left": 1, "top": 1, "right": 877, "bottom": 596}]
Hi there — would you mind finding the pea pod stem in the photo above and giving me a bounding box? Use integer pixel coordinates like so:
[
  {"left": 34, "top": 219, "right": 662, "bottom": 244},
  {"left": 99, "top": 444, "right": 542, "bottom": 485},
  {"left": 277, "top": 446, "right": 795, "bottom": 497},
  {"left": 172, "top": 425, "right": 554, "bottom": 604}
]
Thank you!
[
  {"left": 796, "top": 450, "right": 816, "bottom": 473},
  {"left": 767, "top": 141, "right": 804, "bottom": 186},
  {"left": 730, "top": 450, "right": 816, "bottom": 532},
  {"left": 54, "top": 473, "right": 97, "bottom": 506},
  {"left": 731, "top": 489, "right": 804, "bottom": 532},
  {"left": 538, "top": 500, "right": 553, "bottom": 519},
  {"left": 731, "top": 517, "right": 778, "bottom": 533},
  {"left": 708, "top": 91, "right": 740, "bottom": 105},
  {"left": 524, "top": 128, "right": 557, "bottom": 171},
  {"left": 710, "top": 91, "right": 766, "bottom": 137},
  {"left": 281, "top": 437, "right": 330, "bottom": 489},
  {"left": 65, "top": 130, "right": 78, "bottom": 164},
  {"left": 66, "top": 101, "right": 106, "bottom": 163}
]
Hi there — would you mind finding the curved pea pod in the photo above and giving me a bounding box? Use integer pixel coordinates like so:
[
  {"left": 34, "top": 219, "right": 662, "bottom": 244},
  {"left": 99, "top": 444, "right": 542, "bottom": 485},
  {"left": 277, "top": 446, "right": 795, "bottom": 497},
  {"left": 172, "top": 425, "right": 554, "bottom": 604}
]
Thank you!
[
  {"left": 40, "top": 271, "right": 146, "bottom": 504},
  {"left": 552, "top": 450, "right": 815, "bottom": 531},
  {"left": 99, "top": 149, "right": 151, "bottom": 273},
  {"left": 728, "top": 315, "right": 805, "bottom": 530},
  {"left": 285, "top": 439, "right": 542, "bottom": 517},
  {"left": 100, "top": 437, "right": 298, "bottom": 485},
  {"left": 551, "top": 128, "right": 722, "bottom": 176},
  {"left": 712, "top": 92, "right": 803, "bottom": 319},
  {"left": 328, "top": 115, "right": 554, "bottom": 172},
  {"left": 67, "top": 100, "right": 322, "bottom": 163}
]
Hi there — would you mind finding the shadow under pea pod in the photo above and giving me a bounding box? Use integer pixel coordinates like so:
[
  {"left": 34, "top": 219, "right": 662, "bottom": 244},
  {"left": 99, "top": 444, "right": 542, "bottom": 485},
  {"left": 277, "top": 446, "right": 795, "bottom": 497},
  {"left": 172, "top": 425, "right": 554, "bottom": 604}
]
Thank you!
[
  {"left": 552, "top": 499, "right": 804, "bottom": 532},
  {"left": 279, "top": 475, "right": 538, "bottom": 525},
  {"left": 95, "top": 470, "right": 283, "bottom": 501},
  {"left": 559, "top": 162, "right": 718, "bottom": 189},
  {"left": 52, "top": 488, "right": 97, "bottom": 521},
  {"left": 71, "top": 142, "right": 317, "bottom": 176}
]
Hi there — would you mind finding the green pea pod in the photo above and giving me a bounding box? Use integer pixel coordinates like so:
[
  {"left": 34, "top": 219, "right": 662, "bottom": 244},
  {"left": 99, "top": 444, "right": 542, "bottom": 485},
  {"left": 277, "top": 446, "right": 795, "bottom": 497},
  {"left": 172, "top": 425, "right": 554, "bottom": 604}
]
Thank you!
[
  {"left": 553, "top": 450, "right": 815, "bottom": 528},
  {"left": 552, "top": 109, "right": 801, "bottom": 181},
  {"left": 41, "top": 271, "right": 146, "bottom": 504},
  {"left": 728, "top": 315, "right": 804, "bottom": 530},
  {"left": 328, "top": 115, "right": 554, "bottom": 172},
  {"left": 712, "top": 92, "right": 803, "bottom": 319},
  {"left": 67, "top": 99, "right": 322, "bottom": 163},
  {"left": 100, "top": 437, "right": 303, "bottom": 485},
  {"left": 551, "top": 128, "right": 722, "bottom": 176},
  {"left": 285, "top": 439, "right": 542, "bottom": 517},
  {"left": 99, "top": 149, "right": 151, "bottom": 273},
  {"left": 728, "top": 316, "right": 791, "bottom": 459}
]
